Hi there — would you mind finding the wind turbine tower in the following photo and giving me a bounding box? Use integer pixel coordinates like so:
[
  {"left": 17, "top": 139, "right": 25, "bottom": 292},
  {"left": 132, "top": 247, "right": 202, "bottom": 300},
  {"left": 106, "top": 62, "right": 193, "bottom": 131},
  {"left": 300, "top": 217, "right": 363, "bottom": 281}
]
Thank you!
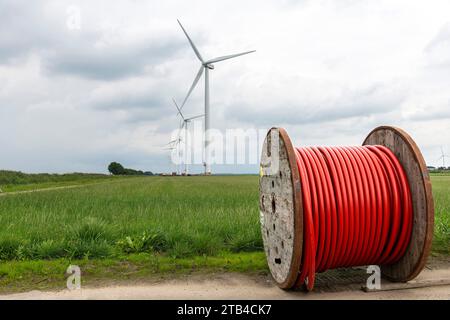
[
  {"left": 177, "top": 19, "right": 255, "bottom": 175},
  {"left": 172, "top": 98, "right": 204, "bottom": 175},
  {"left": 438, "top": 146, "right": 450, "bottom": 168}
]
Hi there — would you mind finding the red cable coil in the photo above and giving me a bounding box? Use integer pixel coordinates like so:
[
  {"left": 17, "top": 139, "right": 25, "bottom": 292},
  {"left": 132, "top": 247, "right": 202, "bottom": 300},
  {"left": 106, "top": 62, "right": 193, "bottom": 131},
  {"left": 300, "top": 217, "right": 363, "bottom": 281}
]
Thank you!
[{"left": 293, "top": 145, "right": 413, "bottom": 290}]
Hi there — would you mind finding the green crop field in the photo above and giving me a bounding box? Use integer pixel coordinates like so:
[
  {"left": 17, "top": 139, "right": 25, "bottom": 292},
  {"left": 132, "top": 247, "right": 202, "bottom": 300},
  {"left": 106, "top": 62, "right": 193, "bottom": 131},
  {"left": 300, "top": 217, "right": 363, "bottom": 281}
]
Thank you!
[
  {"left": 429, "top": 174, "right": 450, "bottom": 255},
  {"left": 0, "top": 174, "right": 449, "bottom": 260},
  {"left": 0, "top": 174, "right": 448, "bottom": 292},
  {"left": 0, "top": 176, "right": 261, "bottom": 261}
]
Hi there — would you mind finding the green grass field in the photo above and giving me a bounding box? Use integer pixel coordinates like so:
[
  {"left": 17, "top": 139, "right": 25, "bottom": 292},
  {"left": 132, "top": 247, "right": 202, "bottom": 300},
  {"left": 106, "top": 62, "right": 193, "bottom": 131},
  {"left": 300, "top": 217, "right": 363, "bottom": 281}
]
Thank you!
[
  {"left": 0, "top": 174, "right": 448, "bottom": 261},
  {"left": 0, "top": 174, "right": 448, "bottom": 292},
  {"left": 429, "top": 174, "right": 450, "bottom": 255},
  {"left": 0, "top": 176, "right": 261, "bottom": 261}
]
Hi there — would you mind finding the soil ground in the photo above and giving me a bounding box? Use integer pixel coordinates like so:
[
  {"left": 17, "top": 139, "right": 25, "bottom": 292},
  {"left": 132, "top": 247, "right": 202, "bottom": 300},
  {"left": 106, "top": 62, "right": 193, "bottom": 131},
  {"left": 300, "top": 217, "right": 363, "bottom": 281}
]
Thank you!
[{"left": 2, "top": 259, "right": 449, "bottom": 300}]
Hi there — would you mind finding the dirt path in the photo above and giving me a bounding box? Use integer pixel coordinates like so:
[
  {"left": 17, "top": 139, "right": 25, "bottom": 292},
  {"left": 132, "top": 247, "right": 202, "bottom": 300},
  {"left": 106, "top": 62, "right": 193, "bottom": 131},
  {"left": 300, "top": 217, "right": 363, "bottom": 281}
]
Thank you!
[
  {"left": 0, "top": 179, "right": 129, "bottom": 197},
  {"left": 1, "top": 268, "right": 449, "bottom": 300},
  {"left": 0, "top": 184, "right": 91, "bottom": 196}
]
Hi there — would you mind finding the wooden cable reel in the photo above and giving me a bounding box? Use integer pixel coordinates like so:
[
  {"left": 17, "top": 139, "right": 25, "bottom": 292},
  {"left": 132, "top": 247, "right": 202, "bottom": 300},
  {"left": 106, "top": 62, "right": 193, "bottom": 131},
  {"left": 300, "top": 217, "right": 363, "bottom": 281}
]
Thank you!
[{"left": 259, "top": 126, "right": 434, "bottom": 290}]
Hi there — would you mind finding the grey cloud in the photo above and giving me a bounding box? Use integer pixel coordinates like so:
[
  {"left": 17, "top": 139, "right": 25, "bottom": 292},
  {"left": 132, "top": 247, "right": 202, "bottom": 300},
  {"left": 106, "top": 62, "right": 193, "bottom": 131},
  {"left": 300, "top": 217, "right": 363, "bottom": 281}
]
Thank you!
[
  {"left": 425, "top": 22, "right": 450, "bottom": 52},
  {"left": 0, "top": 0, "right": 184, "bottom": 80},
  {"left": 405, "top": 102, "right": 450, "bottom": 122},
  {"left": 1, "top": 1, "right": 449, "bottom": 174},
  {"left": 0, "top": 1, "right": 56, "bottom": 63},
  {"left": 86, "top": 79, "right": 179, "bottom": 125},
  {"left": 92, "top": 93, "right": 165, "bottom": 111},
  {"left": 423, "top": 21, "right": 450, "bottom": 69},
  {"left": 225, "top": 82, "right": 405, "bottom": 126},
  {"left": 43, "top": 40, "right": 184, "bottom": 80}
]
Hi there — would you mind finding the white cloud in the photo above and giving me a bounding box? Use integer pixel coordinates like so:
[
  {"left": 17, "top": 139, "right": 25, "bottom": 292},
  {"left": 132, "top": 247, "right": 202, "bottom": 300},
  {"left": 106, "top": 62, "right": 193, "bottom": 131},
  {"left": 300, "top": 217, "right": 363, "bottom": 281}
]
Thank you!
[{"left": 1, "top": 0, "right": 450, "bottom": 173}]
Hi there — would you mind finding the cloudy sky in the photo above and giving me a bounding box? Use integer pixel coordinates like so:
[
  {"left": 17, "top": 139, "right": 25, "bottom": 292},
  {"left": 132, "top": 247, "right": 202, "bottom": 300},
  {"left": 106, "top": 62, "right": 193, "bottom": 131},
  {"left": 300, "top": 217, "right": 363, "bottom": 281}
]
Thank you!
[{"left": 1, "top": 0, "right": 450, "bottom": 174}]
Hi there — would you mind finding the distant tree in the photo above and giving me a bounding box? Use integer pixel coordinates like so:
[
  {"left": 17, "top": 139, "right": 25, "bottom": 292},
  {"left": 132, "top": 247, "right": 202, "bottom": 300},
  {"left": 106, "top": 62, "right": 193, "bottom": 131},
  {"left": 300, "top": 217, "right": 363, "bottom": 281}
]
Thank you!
[
  {"left": 108, "top": 162, "right": 125, "bottom": 175},
  {"left": 107, "top": 162, "right": 152, "bottom": 176},
  {"left": 123, "top": 168, "right": 143, "bottom": 175}
]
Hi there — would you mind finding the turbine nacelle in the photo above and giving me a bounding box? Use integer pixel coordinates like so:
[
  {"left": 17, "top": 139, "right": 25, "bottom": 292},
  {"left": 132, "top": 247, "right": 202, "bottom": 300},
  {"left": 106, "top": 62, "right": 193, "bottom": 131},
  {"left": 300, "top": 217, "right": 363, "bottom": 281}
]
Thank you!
[{"left": 205, "top": 64, "right": 215, "bottom": 70}]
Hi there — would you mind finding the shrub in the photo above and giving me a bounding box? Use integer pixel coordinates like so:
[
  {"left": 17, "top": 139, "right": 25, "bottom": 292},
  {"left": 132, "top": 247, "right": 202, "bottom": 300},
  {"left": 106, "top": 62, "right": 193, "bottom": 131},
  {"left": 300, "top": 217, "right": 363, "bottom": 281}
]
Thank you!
[
  {"left": 116, "top": 231, "right": 168, "bottom": 254},
  {"left": 65, "top": 240, "right": 113, "bottom": 259},
  {"left": 31, "top": 240, "right": 68, "bottom": 260},
  {"left": 229, "top": 235, "right": 263, "bottom": 253},
  {"left": 0, "top": 238, "right": 22, "bottom": 260},
  {"left": 72, "top": 217, "right": 109, "bottom": 242}
]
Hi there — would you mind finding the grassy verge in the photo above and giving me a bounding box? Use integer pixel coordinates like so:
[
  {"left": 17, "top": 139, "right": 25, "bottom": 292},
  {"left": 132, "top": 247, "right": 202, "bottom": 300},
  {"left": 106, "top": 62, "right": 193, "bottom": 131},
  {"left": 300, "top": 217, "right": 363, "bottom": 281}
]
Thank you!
[
  {"left": 0, "top": 171, "right": 129, "bottom": 193},
  {"left": 0, "top": 252, "right": 268, "bottom": 294}
]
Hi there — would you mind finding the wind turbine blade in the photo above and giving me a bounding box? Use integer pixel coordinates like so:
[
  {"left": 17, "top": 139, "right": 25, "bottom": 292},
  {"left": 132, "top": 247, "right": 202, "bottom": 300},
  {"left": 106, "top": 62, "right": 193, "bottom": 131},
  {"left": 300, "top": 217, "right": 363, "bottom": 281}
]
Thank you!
[
  {"left": 166, "top": 139, "right": 177, "bottom": 145},
  {"left": 206, "top": 50, "right": 255, "bottom": 64},
  {"left": 186, "top": 114, "right": 205, "bottom": 121},
  {"left": 172, "top": 135, "right": 181, "bottom": 146},
  {"left": 177, "top": 19, "right": 204, "bottom": 63},
  {"left": 181, "top": 65, "right": 204, "bottom": 109},
  {"left": 172, "top": 98, "right": 185, "bottom": 120}
]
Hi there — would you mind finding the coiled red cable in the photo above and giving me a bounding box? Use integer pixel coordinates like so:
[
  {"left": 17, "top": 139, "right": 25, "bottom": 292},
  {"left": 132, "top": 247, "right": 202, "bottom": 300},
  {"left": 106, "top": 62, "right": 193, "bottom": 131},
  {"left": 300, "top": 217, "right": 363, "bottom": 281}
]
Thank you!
[{"left": 293, "top": 145, "right": 413, "bottom": 290}]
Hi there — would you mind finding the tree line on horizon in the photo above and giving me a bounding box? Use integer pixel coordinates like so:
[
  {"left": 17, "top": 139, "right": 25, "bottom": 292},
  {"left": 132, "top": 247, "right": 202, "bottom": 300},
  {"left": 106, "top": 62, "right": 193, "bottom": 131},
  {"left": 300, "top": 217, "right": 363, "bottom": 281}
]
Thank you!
[{"left": 107, "top": 162, "right": 153, "bottom": 176}]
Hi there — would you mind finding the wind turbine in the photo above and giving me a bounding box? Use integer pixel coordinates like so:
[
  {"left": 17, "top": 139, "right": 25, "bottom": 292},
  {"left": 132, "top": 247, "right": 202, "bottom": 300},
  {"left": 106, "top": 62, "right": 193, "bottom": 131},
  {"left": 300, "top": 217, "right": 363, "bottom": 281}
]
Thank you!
[
  {"left": 163, "top": 144, "right": 177, "bottom": 175},
  {"left": 438, "top": 146, "right": 450, "bottom": 168},
  {"left": 177, "top": 19, "right": 255, "bottom": 175},
  {"left": 172, "top": 98, "right": 204, "bottom": 175},
  {"left": 164, "top": 135, "right": 182, "bottom": 175}
]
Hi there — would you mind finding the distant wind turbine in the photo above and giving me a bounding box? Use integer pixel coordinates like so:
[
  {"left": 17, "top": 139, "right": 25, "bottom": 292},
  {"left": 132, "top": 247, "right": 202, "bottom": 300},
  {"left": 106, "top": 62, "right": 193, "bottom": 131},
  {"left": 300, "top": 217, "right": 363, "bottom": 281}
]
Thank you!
[
  {"left": 438, "top": 146, "right": 450, "bottom": 168},
  {"left": 177, "top": 19, "right": 255, "bottom": 175},
  {"left": 172, "top": 98, "right": 204, "bottom": 175},
  {"left": 164, "top": 134, "right": 183, "bottom": 175},
  {"left": 163, "top": 144, "right": 178, "bottom": 175}
]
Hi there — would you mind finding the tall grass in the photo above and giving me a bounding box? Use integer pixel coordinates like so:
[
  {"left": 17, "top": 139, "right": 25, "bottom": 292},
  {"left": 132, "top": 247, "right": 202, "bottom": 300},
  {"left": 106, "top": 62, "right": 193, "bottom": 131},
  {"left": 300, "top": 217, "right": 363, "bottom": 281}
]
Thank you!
[
  {"left": 0, "top": 175, "right": 448, "bottom": 262},
  {"left": 0, "top": 176, "right": 262, "bottom": 260},
  {"left": 430, "top": 175, "right": 450, "bottom": 254}
]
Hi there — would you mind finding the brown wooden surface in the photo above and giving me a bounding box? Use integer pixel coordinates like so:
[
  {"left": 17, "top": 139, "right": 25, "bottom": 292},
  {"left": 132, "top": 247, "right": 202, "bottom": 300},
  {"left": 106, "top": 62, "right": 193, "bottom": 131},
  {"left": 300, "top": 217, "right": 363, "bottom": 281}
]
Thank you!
[
  {"left": 363, "top": 126, "right": 434, "bottom": 282},
  {"left": 259, "top": 128, "right": 303, "bottom": 289}
]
